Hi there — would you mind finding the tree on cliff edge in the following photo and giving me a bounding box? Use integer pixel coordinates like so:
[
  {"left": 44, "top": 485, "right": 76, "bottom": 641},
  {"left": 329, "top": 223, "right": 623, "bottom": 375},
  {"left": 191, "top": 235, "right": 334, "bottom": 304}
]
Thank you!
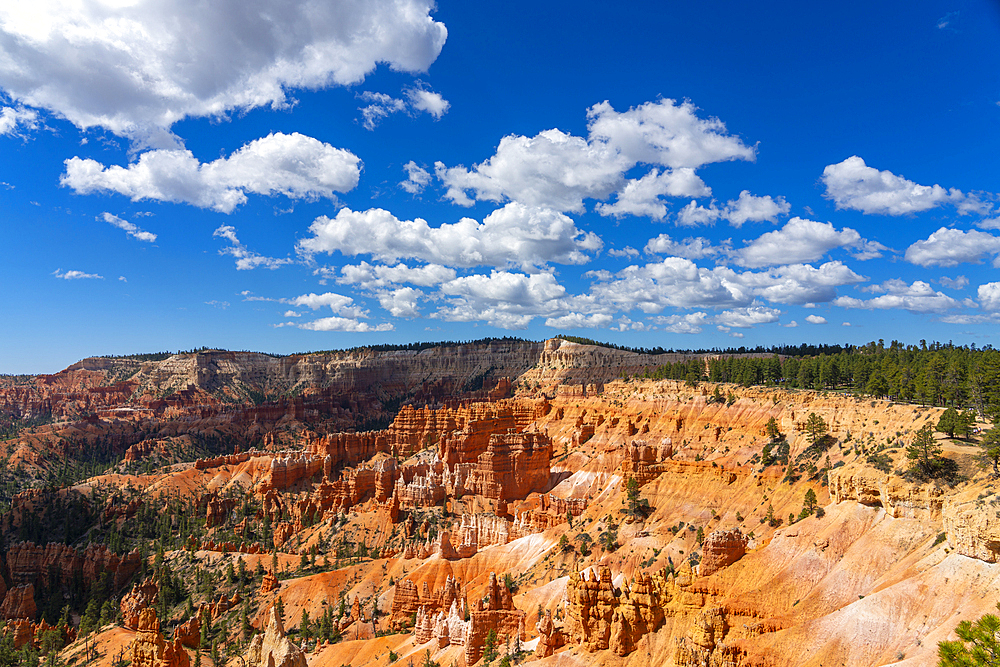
[
  {"left": 805, "top": 413, "right": 828, "bottom": 445},
  {"left": 938, "top": 603, "right": 1000, "bottom": 666},
  {"left": 981, "top": 426, "right": 1000, "bottom": 478}
]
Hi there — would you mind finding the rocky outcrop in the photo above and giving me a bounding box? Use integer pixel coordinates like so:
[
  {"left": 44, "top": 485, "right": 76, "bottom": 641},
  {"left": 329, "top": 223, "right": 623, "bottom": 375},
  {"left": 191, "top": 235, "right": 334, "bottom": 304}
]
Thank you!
[
  {"left": 6, "top": 541, "right": 140, "bottom": 592},
  {"left": 130, "top": 608, "right": 190, "bottom": 667},
  {"left": 245, "top": 606, "right": 306, "bottom": 667},
  {"left": 564, "top": 566, "right": 670, "bottom": 656},
  {"left": 621, "top": 439, "right": 674, "bottom": 485},
  {"left": 700, "top": 529, "right": 748, "bottom": 576},
  {"left": 829, "top": 463, "right": 945, "bottom": 520},
  {"left": 259, "top": 571, "right": 279, "bottom": 596},
  {"left": 0, "top": 585, "right": 36, "bottom": 620},
  {"left": 461, "top": 431, "right": 553, "bottom": 501},
  {"left": 465, "top": 572, "right": 525, "bottom": 665},
  {"left": 204, "top": 493, "right": 237, "bottom": 528},
  {"left": 390, "top": 576, "right": 463, "bottom": 628},
  {"left": 535, "top": 609, "right": 564, "bottom": 658},
  {"left": 120, "top": 580, "right": 159, "bottom": 629},
  {"left": 174, "top": 613, "right": 201, "bottom": 649},
  {"left": 944, "top": 497, "right": 1000, "bottom": 562}
]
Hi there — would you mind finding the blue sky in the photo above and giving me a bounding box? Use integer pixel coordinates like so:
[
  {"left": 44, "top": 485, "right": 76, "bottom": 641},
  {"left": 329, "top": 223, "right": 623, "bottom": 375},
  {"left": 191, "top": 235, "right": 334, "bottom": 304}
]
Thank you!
[{"left": 2, "top": 0, "right": 1000, "bottom": 374}]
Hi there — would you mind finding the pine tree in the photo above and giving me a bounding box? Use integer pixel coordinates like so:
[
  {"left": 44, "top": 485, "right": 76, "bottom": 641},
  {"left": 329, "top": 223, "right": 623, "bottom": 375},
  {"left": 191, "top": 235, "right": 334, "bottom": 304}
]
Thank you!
[
  {"left": 982, "top": 426, "right": 1000, "bottom": 478},
  {"left": 805, "top": 413, "right": 828, "bottom": 445},
  {"left": 907, "top": 423, "right": 944, "bottom": 477},
  {"left": 938, "top": 603, "right": 1000, "bottom": 666}
]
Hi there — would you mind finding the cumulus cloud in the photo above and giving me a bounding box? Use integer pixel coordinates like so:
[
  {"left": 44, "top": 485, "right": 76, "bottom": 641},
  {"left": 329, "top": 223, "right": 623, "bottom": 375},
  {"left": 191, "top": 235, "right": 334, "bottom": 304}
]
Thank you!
[
  {"left": 596, "top": 168, "right": 710, "bottom": 220},
  {"left": 299, "top": 317, "right": 394, "bottom": 332},
  {"left": 0, "top": 0, "right": 447, "bottom": 145},
  {"left": 589, "top": 258, "right": 865, "bottom": 314},
  {"left": 977, "top": 282, "right": 1000, "bottom": 312},
  {"left": 282, "top": 292, "right": 364, "bottom": 318},
  {"left": 835, "top": 279, "right": 962, "bottom": 313},
  {"left": 436, "top": 98, "right": 754, "bottom": 214},
  {"left": 433, "top": 270, "right": 576, "bottom": 329},
  {"left": 674, "top": 191, "right": 789, "bottom": 227},
  {"left": 715, "top": 306, "right": 782, "bottom": 328},
  {"left": 821, "top": 156, "right": 988, "bottom": 216},
  {"left": 939, "top": 275, "right": 969, "bottom": 290},
  {"left": 357, "top": 87, "right": 450, "bottom": 129},
  {"left": 407, "top": 88, "right": 450, "bottom": 118},
  {"left": 378, "top": 287, "right": 423, "bottom": 318},
  {"left": 297, "top": 202, "right": 602, "bottom": 269},
  {"left": 53, "top": 268, "right": 102, "bottom": 280},
  {"left": 0, "top": 105, "right": 37, "bottom": 136},
  {"left": 805, "top": 315, "right": 827, "bottom": 324},
  {"left": 102, "top": 212, "right": 156, "bottom": 242},
  {"left": 544, "top": 312, "right": 615, "bottom": 329},
  {"left": 213, "top": 225, "right": 290, "bottom": 270},
  {"left": 643, "top": 234, "right": 725, "bottom": 260},
  {"left": 335, "top": 262, "right": 456, "bottom": 288},
  {"left": 63, "top": 132, "right": 361, "bottom": 213},
  {"left": 734, "top": 217, "right": 871, "bottom": 268},
  {"left": 652, "top": 312, "right": 708, "bottom": 334},
  {"left": 904, "top": 227, "right": 1000, "bottom": 267},
  {"left": 400, "top": 162, "right": 432, "bottom": 194},
  {"left": 608, "top": 246, "right": 639, "bottom": 258}
]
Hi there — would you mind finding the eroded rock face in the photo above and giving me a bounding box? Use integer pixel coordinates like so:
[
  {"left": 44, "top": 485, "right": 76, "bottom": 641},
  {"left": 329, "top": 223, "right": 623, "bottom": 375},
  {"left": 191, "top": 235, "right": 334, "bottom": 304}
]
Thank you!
[
  {"left": 565, "top": 566, "right": 670, "bottom": 656},
  {"left": 944, "top": 497, "right": 1000, "bottom": 562},
  {"left": 829, "top": 463, "right": 945, "bottom": 520},
  {"left": 120, "top": 580, "right": 159, "bottom": 630},
  {"left": 6, "top": 541, "right": 140, "bottom": 593},
  {"left": 259, "top": 571, "right": 279, "bottom": 596},
  {"left": 535, "top": 609, "right": 564, "bottom": 658},
  {"left": 465, "top": 572, "right": 525, "bottom": 665},
  {"left": 0, "top": 584, "right": 36, "bottom": 620},
  {"left": 390, "top": 576, "right": 463, "bottom": 628},
  {"left": 130, "top": 608, "right": 190, "bottom": 667},
  {"left": 700, "top": 529, "right": 749, "bottom": 576},
  {"left": 621, "top": 439, "right": 674, "bottom": 485},
  {"left": 246, "top": 606, "right": 306, "bottom": 667}
]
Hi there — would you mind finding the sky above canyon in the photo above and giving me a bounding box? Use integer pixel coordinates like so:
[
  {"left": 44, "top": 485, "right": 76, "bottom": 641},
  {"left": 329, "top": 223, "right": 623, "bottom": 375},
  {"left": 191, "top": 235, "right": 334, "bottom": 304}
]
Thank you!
[{"left": 2, "top": 0, "right": 1000, "bottom": 373}]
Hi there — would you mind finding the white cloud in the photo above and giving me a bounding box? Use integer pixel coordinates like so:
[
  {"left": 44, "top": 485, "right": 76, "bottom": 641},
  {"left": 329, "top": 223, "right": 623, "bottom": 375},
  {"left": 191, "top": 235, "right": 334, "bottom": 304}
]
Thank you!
[
  {"left": 378, "top": 287, "right": 423, "bottom": 318},
  {"left": 283, "top": 310, "right": 302, "bottom": 318},
  {"left": 299, "top": 317, "right": 394, "bottom": 332},
  {"left": 588, "top": 258, "right": 864, "bottom": 315},
  {"left": 608, "top": 246, "right": 639, "bottom": 258},
  {"left": 977, "top": 283, "right": 1000, "bottom": 312},
  {"left": 673, "top": 191, "right": 789, "bottom": 227},
  {"left": 544, "top": 312, "right": 614, "bottom": 329},
  {"left": 213, "top": 225, "right": 290, "bottom": 270},
  {"left": 63, "top": 132, "right": 361, "bottom": 213},
  {"left": 596, "top": 168, "right": 710, "bottom": 220},
  {"left": 784, "top": 320, "right": 798, "bottom": 328},
  {"left": 431, "top": 270, "right": 589, "bottom": 329},
  {"left": 715, "top": 306, "right": 782, "bottom": 328},
  {"left": 734, "top": 217, "right": 866, "bottom": 268},
  {"left": 842, "top": 322, "right": 851, "bottom": 326},
  {"left": 939, "top": 275, "right": 969, "bottom": 290},
  {"left": 53, "top": 268, "right": 102, "bottom": 280},
  {"left": 805, "top": 315, "right": 827, "bottom": 324},
  {"left": 407, "top": 88, "right": 450, "bottom": 118},
  {"left": 821, "top": 156, "right": 988, "bottom": 216},
  {"left": 335, "top": 261, "right": 456, "bottom": 288},
  {"left": 722, "top": 190, "right": 790, "bottom": 227},
  {"left": 297, "top": 202, "right": 602, "bottom": 269},
  {"left": 358, "top": 87, "right": 449, "bottom": 130},
  {"left": 0, "top": 0, "right": 447, "bottom": 145},
  {"left": 0, "top": 105, "right": 37, "bottom": 136},
  {"left": 102, "top": 212, "right": 156, "bottom": 242},
  {"left": 400, "top": 161, "right": 432, "bottom": 194},
  {"left": 436, "top": 98, "right": 754, "bottom": 213},
  {"left": 904, "top": 227, "right": 1000, "bottom": 267},
  {"left": 652, "top": 312, "right": 708, "bottom": 334},
  {"left": 745, "top": 262, "right": 867, "bottom": 305},
  {"left": 282, "top": 292, "right": 362, "bottom": 317},
  {"left": 643, "top": 234, "right": 725, "bottom": 260},
  {"left": 358, "top": 92, "right": 408, "bottom": 130},
  {"left": 835, "top": 279, "right": 962, "bottom": 313}
]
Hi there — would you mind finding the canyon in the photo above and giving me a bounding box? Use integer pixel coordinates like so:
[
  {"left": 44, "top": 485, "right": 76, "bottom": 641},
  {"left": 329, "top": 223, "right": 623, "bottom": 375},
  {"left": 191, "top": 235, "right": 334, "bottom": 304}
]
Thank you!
[{"left": 0, "top": 338, "right": 993, "bottom": 667}]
